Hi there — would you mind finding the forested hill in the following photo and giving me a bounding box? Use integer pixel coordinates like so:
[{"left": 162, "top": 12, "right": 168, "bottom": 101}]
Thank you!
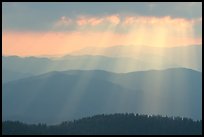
[{"left": 2, "top": 113, "right": 202, "bottom": 135}]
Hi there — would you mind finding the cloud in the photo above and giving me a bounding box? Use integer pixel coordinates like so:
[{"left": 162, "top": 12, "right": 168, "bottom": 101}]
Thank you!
[
  {"left": 54, "top": 16, "right": 72, "bottom": 27},
  {"left": 2, "top": 31, "right": 128, "bottom": 56},
  {"left": 76, "top": 16, "right": 103, "bottom": 26},
  {"left": 2, "top": 27, "right": 202, "bottom": 56},
  {"left": 53, "top": 15, "right": 201, "bottom": 39},
  {"left": 106, "top": 15, "right": 120, "bottom": 25},
  {"left": 122, "top": 16, "right": 194, "bottom": 26},
  {"left": 74, "top": 15, "right": 120, "bottom": 27},
  {"left": 54, "top": 15, "right": 201, "bottom": 29},
  {"left": 2, "top": 3, "right": 202, "bottom": 56},
  {"left": 3, "top": 2, "right": 202, "bottom": 32},
  {"left": 2, "top": 15, "right": 202, "bottom": 56}
]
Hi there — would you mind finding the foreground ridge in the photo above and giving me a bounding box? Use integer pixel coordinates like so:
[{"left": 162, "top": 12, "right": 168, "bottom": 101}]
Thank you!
[{"left": 2, "top": 113, "right": 202, "bottom": 135}]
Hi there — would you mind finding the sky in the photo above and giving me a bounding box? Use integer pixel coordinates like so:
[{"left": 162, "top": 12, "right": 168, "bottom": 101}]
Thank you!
[{"left": 2, "top": 2, "right": 202, "bottom": 56}]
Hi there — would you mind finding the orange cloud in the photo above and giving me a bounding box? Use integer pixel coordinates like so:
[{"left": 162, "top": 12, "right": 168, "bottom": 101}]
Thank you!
[
  {"left": 2, "top": 31, "right": 127, "bottom": 56},
  {"left": 122, "top": 16, "right": 195, "bottom": 27},
  {"left": 54, "top": 15, "right": 201, "bottom": 35},
  {"left": 2, "top": 30, "right": 201, "bottom": 57},
  {"left": 3, "top": 16, "right": 202, "bottom": 56},
  {"left": 76, "top": 17, "right": 104, "bottom": 26},
  {"left": 88, "top": 18, "right": 104, "bottom": 26},
  {"left": 55, "top": 15, "right": 200, "bottom": 28},
  {"left": 106, "top": 15, "right": 120, "bottom": 25},
  {"left": 57, "top": 15, "right": 121, "bottom": 28},
  {"left": 54, "top": 16, "right": 72, "bottom": 27},
  {"left": 76, "top": 17, "right": 88, "bottom": 26}
]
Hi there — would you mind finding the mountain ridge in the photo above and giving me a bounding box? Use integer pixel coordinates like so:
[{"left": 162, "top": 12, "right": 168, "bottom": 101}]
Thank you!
[
  {"left": 2, "top": 113, "right": 202, "bottom": 135},
  {"left": 3, "top": 68, "right": 202, "bottom": 124}
]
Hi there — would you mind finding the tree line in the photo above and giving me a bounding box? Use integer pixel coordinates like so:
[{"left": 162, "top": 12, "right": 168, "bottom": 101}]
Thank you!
[{"left": 2, "top": 113, "right": 202, "bottom": 135}]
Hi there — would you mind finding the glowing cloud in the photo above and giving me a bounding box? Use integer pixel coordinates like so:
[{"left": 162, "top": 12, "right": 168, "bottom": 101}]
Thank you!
[
  {"left": 2, "top": 31, "right": 126, "bottom": 56},
  {"left": 106, "top": 15, "right": 120, "bottom": 25},
  {"left": 54, "top": 15, "right": 201, "bottom": 31},
  {"left": 2, "top": 15, "right": 202, "bottom": 56},
  {"left": 54, "top": 16, "right": 72, "bottom": 27},
  {"left": 75, "top": 15, "right": 121, "bottom": 27}
]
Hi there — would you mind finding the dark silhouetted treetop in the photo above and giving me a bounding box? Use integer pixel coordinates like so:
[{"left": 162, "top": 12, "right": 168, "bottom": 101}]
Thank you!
[{"left": 2, "top": 113, "right": 202, "bottom": 135}]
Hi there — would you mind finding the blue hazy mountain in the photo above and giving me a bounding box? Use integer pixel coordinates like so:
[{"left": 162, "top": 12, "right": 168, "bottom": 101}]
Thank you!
[
  {"left": 57, "top": 68, "right": 202, "bottom": 120},
  {"left": 2, "top": 55, "right": 179, "bottom": 76},
  {"left": 70, "top": 45, "right": 202, "bottom": 72},
  {"left": 2, "top": 56, "right": 51, "bottom": 75},
  {"left": 3, "top": 71, "right": 140, "bottom": 124},
  {"left": 2, "top": 45, "right": 202, "bottom": 82},
  {"left": 2, "top": 69, "right": 32, "bottom": 83},
  {"left": 2, "top": 68, "right": 202, "bottom": 124}
]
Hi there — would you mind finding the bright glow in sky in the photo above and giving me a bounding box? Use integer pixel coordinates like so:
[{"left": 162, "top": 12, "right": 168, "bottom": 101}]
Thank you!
[
  {"left": 2, "top": 3, "right": 202, "bottom": 123},
  {"left": 2, "top": 2, "right": 202, "bottom": 56}
]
